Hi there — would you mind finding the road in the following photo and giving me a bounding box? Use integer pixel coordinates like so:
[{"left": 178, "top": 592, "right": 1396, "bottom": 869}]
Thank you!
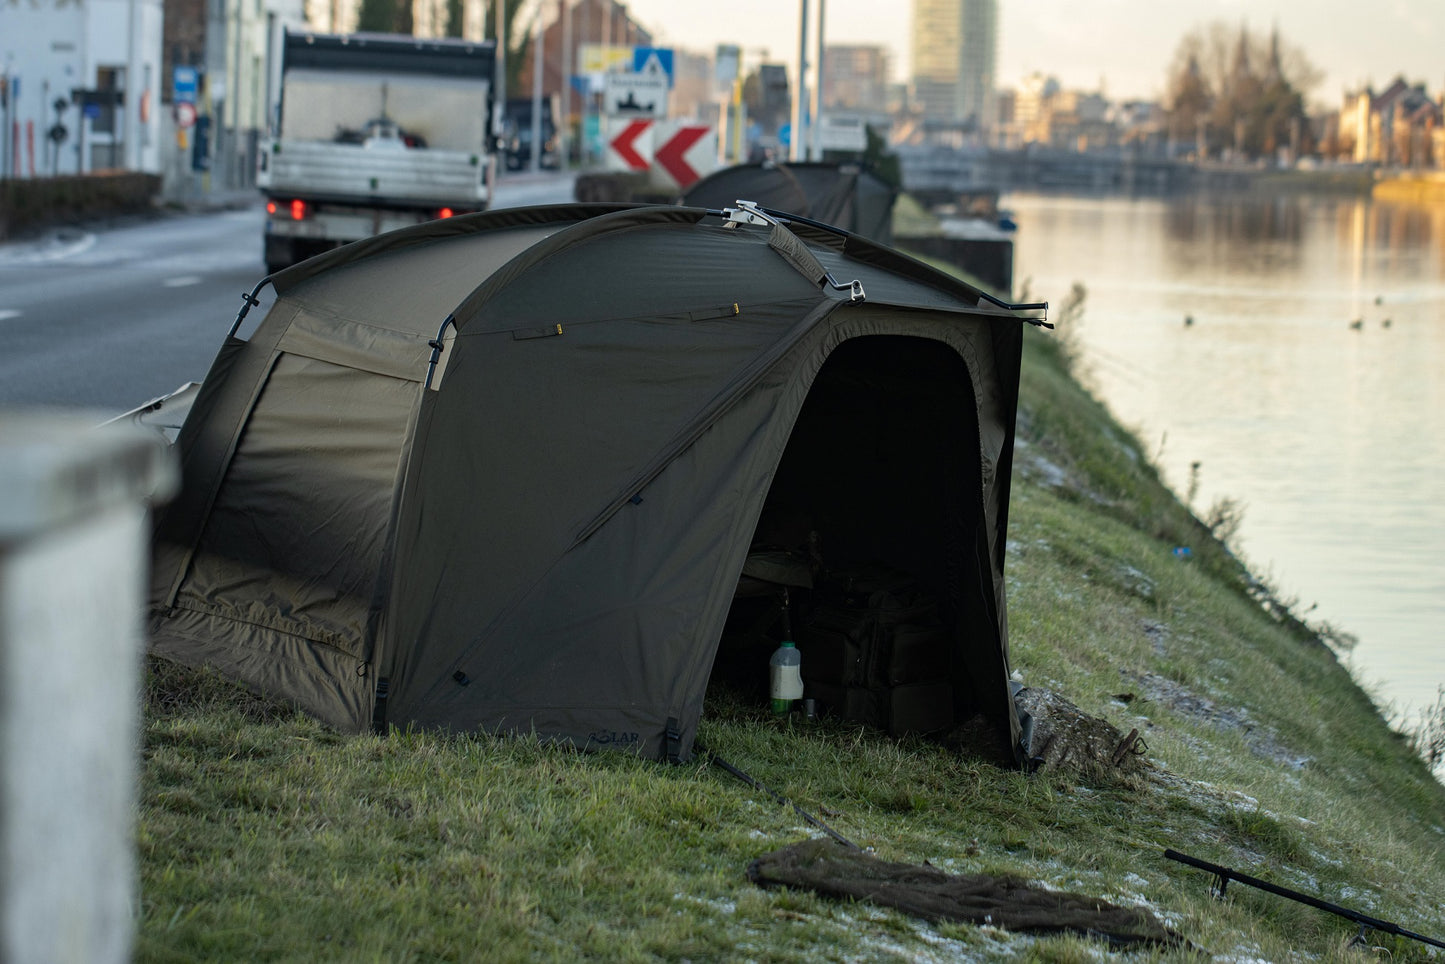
[{"left": 0, "top": 171, "right": 576, "bottom": 413}]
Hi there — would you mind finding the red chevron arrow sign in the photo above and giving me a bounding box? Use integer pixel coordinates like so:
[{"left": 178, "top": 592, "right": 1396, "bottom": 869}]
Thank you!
[
  {"left": 652, "top": 125, "right": 711, "bottom": 190},
  {"left": 604, "top": 119, "right": 715, "bottom": 187},
  {"left": 608, "top": 119, "right": 652, "bottom": 171}
]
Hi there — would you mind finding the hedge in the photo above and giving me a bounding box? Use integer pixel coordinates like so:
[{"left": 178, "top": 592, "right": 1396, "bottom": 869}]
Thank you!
[{"left": 0, "top": 172, "right": 161, "bottom": 239}]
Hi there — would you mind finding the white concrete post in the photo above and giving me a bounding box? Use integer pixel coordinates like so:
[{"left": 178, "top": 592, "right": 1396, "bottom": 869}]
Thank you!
[{"left": 0, "top": 416, "right": 177, "bottom": 964}]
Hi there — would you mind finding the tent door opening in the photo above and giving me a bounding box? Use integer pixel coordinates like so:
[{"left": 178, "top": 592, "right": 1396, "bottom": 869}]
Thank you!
[{"left": 708, "top": 335, "right": 991, "bottom": 737}]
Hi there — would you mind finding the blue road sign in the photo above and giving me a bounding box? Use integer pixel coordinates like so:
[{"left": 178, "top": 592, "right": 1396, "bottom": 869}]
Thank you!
[
  {"left": 173, "top": 66, "right": 198, "bottom": 105},
  {"left": 632, "top": 47, "right": 674, "bottom": 88}
]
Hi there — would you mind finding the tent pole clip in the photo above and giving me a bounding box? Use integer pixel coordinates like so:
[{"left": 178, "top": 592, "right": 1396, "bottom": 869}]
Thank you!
[
  {"left": 424, "top": 315, "right": 456, "bottom": 391},
  {"left": 720, "top": 199, "right": 778, "bottom": 227},
  {"left": 825, "top": 272, "right": 865, "bottom": 303},
  {"left": 227, "top": 278, "right": 273, "bottom": 339}
]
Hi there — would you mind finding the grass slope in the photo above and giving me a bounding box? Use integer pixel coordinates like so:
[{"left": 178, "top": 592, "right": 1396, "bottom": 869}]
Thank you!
[{"left": 137, "top": 325, "right": 1445, "bottom": 962}]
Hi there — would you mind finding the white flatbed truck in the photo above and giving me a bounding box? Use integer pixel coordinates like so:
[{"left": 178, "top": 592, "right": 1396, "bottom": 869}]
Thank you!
[{"left": 257, "top": 31, "right": 498, "bottom": 274}]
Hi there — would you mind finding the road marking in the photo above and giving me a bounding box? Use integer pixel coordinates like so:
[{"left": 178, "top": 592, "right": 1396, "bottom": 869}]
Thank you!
[
  {"left": 0, "top": 310, "right": 20, "bottom": 322},
  {"left": 162, "top": 275, "right": 202, "bottom": 288}
]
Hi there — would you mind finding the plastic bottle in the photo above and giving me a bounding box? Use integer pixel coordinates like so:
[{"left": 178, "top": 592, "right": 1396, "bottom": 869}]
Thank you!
[{"left": 769, "top": 640, "right": 803, "bottom": 716}]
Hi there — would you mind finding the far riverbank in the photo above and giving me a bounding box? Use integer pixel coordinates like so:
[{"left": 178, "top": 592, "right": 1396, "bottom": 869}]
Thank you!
[{"left": 1374, "top": 170, "right": 1445, "bottom": 205}]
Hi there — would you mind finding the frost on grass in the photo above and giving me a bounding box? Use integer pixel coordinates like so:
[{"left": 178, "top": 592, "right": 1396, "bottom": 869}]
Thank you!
[
  {"left": 672, "top": 893, "right": 737, "bottom": 915},
  {"left": 832, "top": 909, "right": 1036, "bottom": 963},
  {"left": 1013, "top": 438, "right": 1070, "bottom": 490},
  {"left": 1124, "top": 670, "right": 1312, "bottom": 770}
]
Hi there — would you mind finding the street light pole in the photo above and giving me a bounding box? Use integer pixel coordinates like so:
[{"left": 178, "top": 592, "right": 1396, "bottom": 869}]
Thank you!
[
  {"left": 493, "top": 0, "right": 507, "bottom": 149},
  {"left": 809, "top": 0, "right": 824, "bottom": 161},
  {"left": 790, "top": 0, "right": 807, "bottom": 163},
  {"left": 560, "top": 0, "right": 571, "bottom": 167},
  {"left": 529, "top": 8, "right": 542, "bottom": 173}
]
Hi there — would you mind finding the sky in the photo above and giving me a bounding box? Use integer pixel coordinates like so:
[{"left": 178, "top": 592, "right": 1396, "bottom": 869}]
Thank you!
[{"left": 615, "top": 0, "right": 1445, "bottom": 107}]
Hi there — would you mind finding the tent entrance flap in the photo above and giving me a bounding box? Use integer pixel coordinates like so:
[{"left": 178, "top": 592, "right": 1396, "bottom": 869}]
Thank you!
[{"left": 710, "top": 336, "right": 998, "bottom": 741}]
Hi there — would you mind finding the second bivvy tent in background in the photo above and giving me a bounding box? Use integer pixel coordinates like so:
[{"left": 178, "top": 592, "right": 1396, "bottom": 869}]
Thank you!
[{"left": 682, "top": 161, "right": 898, "bottom": 245}]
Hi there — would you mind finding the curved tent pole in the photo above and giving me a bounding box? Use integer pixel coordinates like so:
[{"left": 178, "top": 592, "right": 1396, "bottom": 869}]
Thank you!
[
  {"left": 754, "top": 205, "right": 1051, "bottom": 321},
  {"left": 227, "top": 278, "right": 275, "bottom": 339},
  {"left": 424, "top": 315, "right": 456, "bottom": 390}
]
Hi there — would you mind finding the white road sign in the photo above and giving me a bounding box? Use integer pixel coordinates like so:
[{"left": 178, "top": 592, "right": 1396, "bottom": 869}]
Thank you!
[{"left": 604, "top": 72, "right": 668, "bottom": 118}]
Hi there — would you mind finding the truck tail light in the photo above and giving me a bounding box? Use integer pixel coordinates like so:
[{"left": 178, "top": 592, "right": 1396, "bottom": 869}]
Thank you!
[
  {"left": 437, "top": 207, "right": 455, "bottom": 219},
  {"left": 290, "top": 199, "right": 307, "bottom": 220},
  {"left": 266, "top": 201, "right": 277, "bottom": 215}
]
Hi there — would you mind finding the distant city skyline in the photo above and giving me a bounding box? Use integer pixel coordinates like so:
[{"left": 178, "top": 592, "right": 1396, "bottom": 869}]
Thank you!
[{"left": 616, "top": 0, "right": 1444, "bottom": 107}]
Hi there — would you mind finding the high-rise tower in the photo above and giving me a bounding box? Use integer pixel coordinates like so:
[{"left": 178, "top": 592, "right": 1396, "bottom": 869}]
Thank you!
[{"left": 911, "top": 0, "right": 997, "bottom": 129}]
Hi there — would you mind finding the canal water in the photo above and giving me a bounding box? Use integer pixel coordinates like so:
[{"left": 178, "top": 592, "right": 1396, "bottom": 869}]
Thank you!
[{"left": 1006, "top": 190, "right": 1445, "bottom": 729}]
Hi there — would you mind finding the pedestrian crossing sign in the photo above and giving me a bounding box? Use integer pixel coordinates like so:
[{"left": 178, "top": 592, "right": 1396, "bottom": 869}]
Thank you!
[{"left": 632, "top": 47, "right": 674, "bottom": 88}]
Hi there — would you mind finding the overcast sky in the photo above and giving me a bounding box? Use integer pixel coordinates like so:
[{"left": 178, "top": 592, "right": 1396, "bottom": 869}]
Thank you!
[{"left": 616, "top": 0, "right": 1444, "bottom": 107}]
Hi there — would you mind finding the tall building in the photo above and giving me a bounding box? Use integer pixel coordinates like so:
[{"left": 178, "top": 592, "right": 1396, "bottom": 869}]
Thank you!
[
  {"left": 910, "top": 0, "right": 996, "bottom": 130},
  {"left": 822, "top": 44, "right": 890, "bottom": 115}
]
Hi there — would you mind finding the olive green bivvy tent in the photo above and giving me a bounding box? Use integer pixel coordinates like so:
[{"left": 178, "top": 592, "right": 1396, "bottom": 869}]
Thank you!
[{"left": 148, "top": 202, "right": 1038, "bottom": 761}]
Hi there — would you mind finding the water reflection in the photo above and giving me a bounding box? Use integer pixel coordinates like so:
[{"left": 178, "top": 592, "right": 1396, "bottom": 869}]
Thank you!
[
  {"left": 1008, "top": 190, "right": 1445, "bottom": 724},
  {"left": 1164, "top": 194, "right": 1305, "bottom": 250}
]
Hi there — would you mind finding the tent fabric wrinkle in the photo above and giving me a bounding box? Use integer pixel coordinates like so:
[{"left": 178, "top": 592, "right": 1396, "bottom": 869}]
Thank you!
[{"left": 148, "top": 201, "right": 1029, "bottom": 763}]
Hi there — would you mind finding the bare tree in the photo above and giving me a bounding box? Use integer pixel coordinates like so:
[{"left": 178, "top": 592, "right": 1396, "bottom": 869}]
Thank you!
[{"left": 1163, "top": 21, "right": 1319, "bottom": 160}]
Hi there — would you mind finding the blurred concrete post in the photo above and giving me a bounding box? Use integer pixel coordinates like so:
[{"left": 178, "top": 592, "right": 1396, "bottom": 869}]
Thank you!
[{"left": 0, "top": 416, "right": 177, "bottom": 964}]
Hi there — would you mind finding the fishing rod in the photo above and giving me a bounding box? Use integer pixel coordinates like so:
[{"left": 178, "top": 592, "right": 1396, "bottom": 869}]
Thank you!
[{"left": 1164, "top": 849, "right": 1444, "bottom": 950}]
